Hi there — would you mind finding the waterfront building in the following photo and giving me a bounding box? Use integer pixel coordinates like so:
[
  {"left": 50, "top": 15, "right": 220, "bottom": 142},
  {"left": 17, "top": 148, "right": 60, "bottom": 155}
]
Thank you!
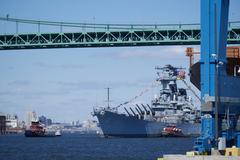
[
  {"left": 26, "top": 111, "right": 37, "bottom": 127},
  {"left": 46, "top": 118, "right": 52, "bottom": 126},
  {"left": 39, "top": 115, "right": 52, "bottom": 126},
  {"left": 6, "top": 114, "right": 18, "bottom": 128},
  {"left": 82, "top": 120, "right": 98, "bottom": 129},
  {"left": 18, "top": 121, "right": 25, "bottom": 129},
  {"left": 39, "top": 115, "right": 47, "bottom": 125},
  {"left": 0, "top": 112, "right": 6, "bottom": 134}
]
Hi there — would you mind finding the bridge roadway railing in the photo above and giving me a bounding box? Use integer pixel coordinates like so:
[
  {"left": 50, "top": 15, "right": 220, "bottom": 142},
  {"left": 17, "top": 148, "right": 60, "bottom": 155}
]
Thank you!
[{"left": 0, "top": 17, "right": 239, "bottom": 50}]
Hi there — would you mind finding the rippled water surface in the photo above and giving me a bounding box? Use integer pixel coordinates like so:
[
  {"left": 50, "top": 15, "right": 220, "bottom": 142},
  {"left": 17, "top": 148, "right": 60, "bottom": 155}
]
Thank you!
[{"left": 0, "top": 134, "right": 195, "bottom": 160}]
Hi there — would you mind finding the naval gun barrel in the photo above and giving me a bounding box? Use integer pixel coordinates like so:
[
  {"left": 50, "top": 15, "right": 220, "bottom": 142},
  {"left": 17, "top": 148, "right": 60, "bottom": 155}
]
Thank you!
[
  {"left": 135, "top": 107, "right": 142, "bottom": 115},
  {"left": 124, "top": 107, "right": 132, "bottom": 116},
  {"left": 135, "top": 107, "right": 144, "bottom": 120},
  {"left": 147, "top": 104, "right": 155, "bottom": 116},
  {"left": 129, "top": 107, "right": 137, "bottom": 116},
  {"left": 141, "top": 104, "right": 150, "bottom": 115},
  {"left": 136, "top": 104, "right": 144, "bottom": 115}
]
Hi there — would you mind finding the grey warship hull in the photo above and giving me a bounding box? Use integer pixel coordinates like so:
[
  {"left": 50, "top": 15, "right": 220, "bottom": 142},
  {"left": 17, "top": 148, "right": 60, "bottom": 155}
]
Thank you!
[{"left": 95, "top": 110, "right": 200, "bottom": 138}]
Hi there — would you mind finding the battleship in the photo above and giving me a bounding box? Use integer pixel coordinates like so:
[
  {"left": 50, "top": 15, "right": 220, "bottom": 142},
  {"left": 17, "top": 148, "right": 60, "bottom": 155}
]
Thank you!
[{"left": 93, "top": 65, "right": 201, "bottom": 138}]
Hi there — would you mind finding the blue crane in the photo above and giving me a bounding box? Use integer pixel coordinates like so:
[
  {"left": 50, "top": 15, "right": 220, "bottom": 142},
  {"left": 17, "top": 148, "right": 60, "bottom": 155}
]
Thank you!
[{"left": 194, "top": 0, "right": 240, "bottom": 153}]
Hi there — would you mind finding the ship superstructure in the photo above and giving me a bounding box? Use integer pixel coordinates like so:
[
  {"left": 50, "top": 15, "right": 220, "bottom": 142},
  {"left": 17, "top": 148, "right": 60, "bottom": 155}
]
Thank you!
[{"left": 93, "top": 64, "right": 201, "bottom": 137}]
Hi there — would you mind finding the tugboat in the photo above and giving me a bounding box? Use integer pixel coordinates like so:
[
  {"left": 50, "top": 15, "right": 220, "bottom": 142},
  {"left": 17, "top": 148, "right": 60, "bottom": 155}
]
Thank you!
[
  {"left": 162, "top": 125, "right": 184, "bottom": 137},
  {"left": 25, "top": 121, "right": 58, "bottom": 137},
  {"left": 25, "top": 121, "right": 46, "bottom": 137}
]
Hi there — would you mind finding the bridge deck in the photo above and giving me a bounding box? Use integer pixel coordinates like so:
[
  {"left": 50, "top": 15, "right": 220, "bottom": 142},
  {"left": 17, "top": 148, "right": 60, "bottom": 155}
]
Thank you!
[{"left": 0, "top": 17, "right": 239, "bottom": 50}]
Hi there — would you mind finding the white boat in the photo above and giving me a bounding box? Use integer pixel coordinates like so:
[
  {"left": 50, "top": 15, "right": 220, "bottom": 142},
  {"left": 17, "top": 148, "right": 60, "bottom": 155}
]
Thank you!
[{"left": 55, "top": 130, "right": 61, "bottom": 136}]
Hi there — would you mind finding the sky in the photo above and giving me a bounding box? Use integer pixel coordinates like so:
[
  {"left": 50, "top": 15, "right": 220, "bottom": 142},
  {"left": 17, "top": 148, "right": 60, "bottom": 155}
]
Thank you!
[{"left": 0, "top": 0, "right": 240, "bottom": 122}]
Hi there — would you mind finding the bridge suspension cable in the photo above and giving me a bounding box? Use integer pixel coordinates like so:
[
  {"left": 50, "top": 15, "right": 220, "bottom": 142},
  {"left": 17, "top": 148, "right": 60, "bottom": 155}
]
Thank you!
[
  {"left": 1, "top": 16, "right": 239, "bottom": 31},
  {"left": 0, "top": 16, "right": 202, "bottom": 30}
]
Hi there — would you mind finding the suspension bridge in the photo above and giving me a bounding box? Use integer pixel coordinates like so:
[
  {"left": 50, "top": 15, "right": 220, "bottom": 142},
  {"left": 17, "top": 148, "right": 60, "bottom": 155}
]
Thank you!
[{"left": 0, "top": 16, "right": 240, "bottom": 50}]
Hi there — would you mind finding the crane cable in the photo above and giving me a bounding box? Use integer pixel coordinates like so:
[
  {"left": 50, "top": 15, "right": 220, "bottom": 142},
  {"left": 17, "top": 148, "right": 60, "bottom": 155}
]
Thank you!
[{"left": 181, "top": 79, "right": 201, "bottom": 101}]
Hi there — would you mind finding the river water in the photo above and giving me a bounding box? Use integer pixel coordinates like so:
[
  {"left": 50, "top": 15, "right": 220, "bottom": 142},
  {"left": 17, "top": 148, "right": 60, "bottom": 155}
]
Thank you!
[{"left": 0, "top": 133, "right": 195, "bottom": 160}]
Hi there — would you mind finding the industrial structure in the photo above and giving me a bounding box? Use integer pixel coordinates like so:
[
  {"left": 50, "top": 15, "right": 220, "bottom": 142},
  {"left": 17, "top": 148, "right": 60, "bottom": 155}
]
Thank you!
[
  {"left": 192, "top": 0, "right": 240, "bottom": 154},
  {"left": 187, "top": 46, "right": 240, "bottom": 91},
  {"left": 186, "top": 46, "right": 240, "bottom": 68}
]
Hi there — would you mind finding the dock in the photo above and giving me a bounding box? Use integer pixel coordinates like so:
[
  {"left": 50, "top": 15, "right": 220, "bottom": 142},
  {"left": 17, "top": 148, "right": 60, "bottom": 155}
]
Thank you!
[
  {"left": 159, "top": 155, "right": 239, "bottom": 160},
  {"left": 158, "top": 147, "right": 240, "bottom": 160}
]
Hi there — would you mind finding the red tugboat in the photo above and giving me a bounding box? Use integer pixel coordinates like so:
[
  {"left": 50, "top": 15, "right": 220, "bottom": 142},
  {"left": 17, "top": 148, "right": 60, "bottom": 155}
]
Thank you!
[
  {"left": 25, "top": 121, "right": 46, "bottom": 137},
  {"left": 162, "top": 125, "right": 184, "bottom": 137}
]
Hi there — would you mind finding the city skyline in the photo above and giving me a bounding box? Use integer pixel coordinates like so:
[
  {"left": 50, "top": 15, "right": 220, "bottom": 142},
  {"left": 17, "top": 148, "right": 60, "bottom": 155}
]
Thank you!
[{"left": 0, "top": 0, "right": 240, "bottom": 122}]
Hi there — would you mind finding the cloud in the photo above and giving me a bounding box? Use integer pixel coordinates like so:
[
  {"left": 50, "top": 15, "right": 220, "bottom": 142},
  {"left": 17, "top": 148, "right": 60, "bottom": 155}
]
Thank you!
[
  {"left": 27, "top": 90, "right": 70, "bottom": 96},
  {"left": 53, "top": 80, "right": 146, "bottom": 91},
  {"left": 0, "top": 91, "right": 15, "bottom": 96},
  {"left": 116, "top": 46, "right": 186, "bottom": 59},
  {"left": 54, "top": 81, "right": 102, "bottom": 90},
  {"left": 0, "top": 89, "right": 70, "bottom": 97},
  {"left": 0, "top": 99, "right": 13, "bottom": 104},
  {"left": 92, "top": 46, "right": 198, "bottom": 60},
  {"left": 70, "top": 98, "right": 88, "bottom": 103},
  {"left": 34, "top": 62, "right": 84, "bottom": 69},
  {"left": 8, "top": 66, "right": 15, "bottom": 70},
  {"left": 8, "top": 80, "right": 31, "bottom": 86}
]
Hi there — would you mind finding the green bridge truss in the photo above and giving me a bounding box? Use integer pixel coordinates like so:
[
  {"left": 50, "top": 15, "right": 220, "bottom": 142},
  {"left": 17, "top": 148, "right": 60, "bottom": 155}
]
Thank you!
[{"left": 0, "top": 17, "right": 240, "bottom": 50}]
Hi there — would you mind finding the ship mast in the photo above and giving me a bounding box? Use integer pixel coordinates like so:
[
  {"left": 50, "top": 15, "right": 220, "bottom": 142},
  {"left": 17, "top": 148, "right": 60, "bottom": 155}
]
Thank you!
[{"left": 105, "top": 87, "right": 111, "bottom": 108}]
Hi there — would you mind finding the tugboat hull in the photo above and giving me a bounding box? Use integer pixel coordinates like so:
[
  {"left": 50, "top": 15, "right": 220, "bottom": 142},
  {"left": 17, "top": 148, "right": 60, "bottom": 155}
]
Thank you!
[
  {"left": 24, "top": 121, "right": 56, "bottom": 137},
  {"left": 24, "top": 130, "right": 45, "bottom": 137}
]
